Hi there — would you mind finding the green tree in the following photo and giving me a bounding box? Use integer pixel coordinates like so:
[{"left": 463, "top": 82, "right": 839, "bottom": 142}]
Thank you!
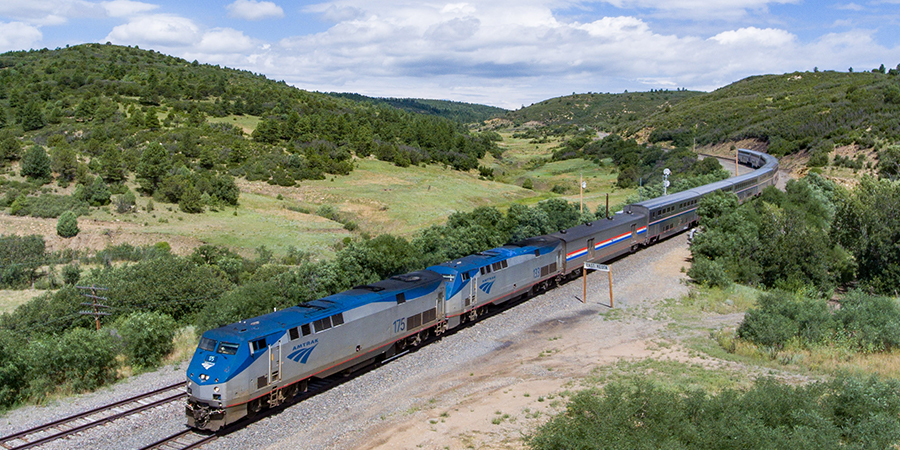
[
  {"left": 115, "top": 312, "right": 177, "bottom": 368},
  {"left": 18, "top": 101, "right": 45, "bottom": 131},
  {"left": 57, "top": 210, "right": 79, "bottom": 238},
  {"left": 20, "top": 145, "right": 51, "bottom": 182},
  {"left": 136, "top": 143, "right": 171, "bottom": 193},
  {"left": 98, "top": 146, "right": 125, "bottom": 184},
  {"left": 50, "top": 145, "right": 78, "bottom": 184},
  {"left": 833, "top": 177, "right": 900, "bottom": 294},
  {"left": 179, "top": 183, "right": 204, "bottom": 213},
  {"left": 0, "top": 132, "right": 20, "bottom": 162}
]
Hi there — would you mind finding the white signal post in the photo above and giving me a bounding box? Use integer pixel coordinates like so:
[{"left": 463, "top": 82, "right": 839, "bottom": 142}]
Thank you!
[
  {"left": 580, "top": 174, "right": 585, "bottom": 214},
  {"left": 582, "top": 262, "right": 613, "bottom": 307}
]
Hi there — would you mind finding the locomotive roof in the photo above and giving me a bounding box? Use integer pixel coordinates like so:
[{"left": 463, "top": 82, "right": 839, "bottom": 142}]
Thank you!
[{"left": 204, "top": 270, "right": 443, "bottom": 341}]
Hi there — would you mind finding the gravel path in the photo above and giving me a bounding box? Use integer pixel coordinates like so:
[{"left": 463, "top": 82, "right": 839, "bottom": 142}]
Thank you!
[{"left": 1, "top": 234, "right": 697, "bottom": 450}]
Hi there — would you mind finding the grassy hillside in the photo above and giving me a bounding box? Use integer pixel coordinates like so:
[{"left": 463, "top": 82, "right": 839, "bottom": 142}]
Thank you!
[
  {"left": 628, "top": 70, "right": 900, "bottom": 163},
  {"left": 0, "top": 43, "right": 517, "bottom": 258},
  {"left": 500, "top": 90, "right": 704, "bottom": 131},
  {"left": 327, "top": 93, "right": 507, "bottom": 124}
]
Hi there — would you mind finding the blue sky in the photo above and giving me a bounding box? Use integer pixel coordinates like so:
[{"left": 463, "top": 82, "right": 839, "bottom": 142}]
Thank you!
[{"left": 2, "top": 0, "right": 899, "bottom": 108}]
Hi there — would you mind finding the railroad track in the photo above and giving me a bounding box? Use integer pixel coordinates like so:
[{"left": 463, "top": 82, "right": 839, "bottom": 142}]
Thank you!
[
  {"left": 140, "top": 429, "right": 217, "bottom": 450},
  {"left": 140, "top": 374, "right": 349, "bottom": 450},
  {"left": 0, "top": 382, "right": 187, "bottom": 450}
]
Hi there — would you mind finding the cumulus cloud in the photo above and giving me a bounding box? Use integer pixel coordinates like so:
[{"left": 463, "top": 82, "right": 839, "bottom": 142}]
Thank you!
[
  {"left": 0, "top": 0, "right": 105, "bottom": 26},
  {"left": 0, "top": 21, "right": 42, "bottom": 51},
  {"left": 196, "top": 28, "right": 259, "bottom": 53},
  {"left": 105, "top": 14, "right": 200, "bottom": 46},
  {"left": 226, "top": 0, "right": 284, "bottom": 21},
  {"left": 710, "top": 27, "right": 795, "bottom": 47},
  {"left": 267, "top": 0, "right": 900, "bottom": 107},
  {"left": 101, "top": 0, "right": 158, "bottom": 17}
]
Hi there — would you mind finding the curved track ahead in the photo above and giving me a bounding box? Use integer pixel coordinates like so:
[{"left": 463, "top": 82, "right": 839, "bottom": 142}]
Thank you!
[{"left": 0, "top": 382, "right": 186, "bottom": 450}]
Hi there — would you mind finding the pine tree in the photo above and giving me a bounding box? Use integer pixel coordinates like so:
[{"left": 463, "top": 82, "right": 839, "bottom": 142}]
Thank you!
[
  {"left": 57, "top": 211, "right": 79, "bottom": 238},
  {"left": 137, "top": 143, "right": 171, "bottom": 193},
  {"left": 20, "top": 145, "right": 51, "bottom": 182}
]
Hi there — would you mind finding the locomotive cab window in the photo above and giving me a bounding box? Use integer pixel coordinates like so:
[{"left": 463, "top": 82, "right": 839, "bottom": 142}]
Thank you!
[
  {"left": 289, "top": 327, "right": 300, "bottom": 341},
  {"left": 396, "top": 292, "right": 406, "bottom": 304},
  {"left": 216, "top": 341, "right": 239, "bottom": 355},
  {"left": 301, "top": 324, "right": 311, "bottom": 336},
  {"left": 331, "top": 313, "right": 344, "bottom": 326},
  {"left": 251, "top": 338, "right": 266, "bottom": 353},
  {"left": 199, "top": 337, "right": 217, "bottom": 352}
]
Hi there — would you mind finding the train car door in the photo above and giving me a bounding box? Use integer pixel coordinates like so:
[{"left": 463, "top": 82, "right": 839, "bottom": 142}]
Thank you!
[
  {"left": 587, "top": 238, "right": 595, "bottom": 260},
  {"left": 269, "top": 342, "right": 282, "bottom": 383},
  {"left": 436, "top": 285, "right": 445, "bottom": 319},
  {"left": 470, "top": 273, "right": 477, "bottom": 308}
]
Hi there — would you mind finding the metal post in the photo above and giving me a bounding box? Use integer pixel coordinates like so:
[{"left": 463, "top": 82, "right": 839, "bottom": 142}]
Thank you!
[
  {"left": 580, "top": 174, "right": 584, "bottom": 214},
  {"left": 582, "top": 270, "right": 587, "bottom": 304},
  {"left": 605, "top": 193, "right": 610, "bottom": 220}
]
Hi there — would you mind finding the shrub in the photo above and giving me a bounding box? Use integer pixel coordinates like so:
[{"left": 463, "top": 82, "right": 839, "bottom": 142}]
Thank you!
[
  {"left": 24, "top": 327, "right": 118, "bottom": 395},
  {"left": 834, "top": 291, "right": 900, "bottom": 352},
  {"left": 115, "top": 312, "right": 177, "bottom": 369},
  {"left": 687, "top": 257, "right": 732, "bottom": 287},
  {"left": 522, "top": 178, "right": 534, "bottom": 189},
  {"left": 57, "top": 211, "right": 79, "bottom": 238},
  {"left": 61, "top": 263, "right": 81, "bottom": 285}
]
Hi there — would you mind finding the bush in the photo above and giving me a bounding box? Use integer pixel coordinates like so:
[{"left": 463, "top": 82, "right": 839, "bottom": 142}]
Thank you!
[
  {"left": 115, "top": 312, "right": 177, "bottom": 369},
  {"left": 57, "top": 210, "right": 79, "bottom": 238},
  {"left": 528, "top": 376, "right": 900, "bottom": 450},
  {"left": 738, "top": 290, "right": 834, "bottom": 348},
  {"left": 61, "top": 263, "right": 81, "bottom": 285},
  {"left": 0, "top": 234, "right": 46, "bottom": 288},
  {"left": 25, "top": 327, "right": 119, "bottom": 395},
  {"left": 834, "top": 291, "right": 900, "bottom": 352},
  {"left": 687, "top": 257, "right": 732, "bottom": 287}
]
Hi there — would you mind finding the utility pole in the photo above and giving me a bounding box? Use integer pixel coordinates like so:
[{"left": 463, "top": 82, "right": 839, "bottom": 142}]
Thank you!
[{"left": 77, "top": 285, "right": 109, "bottom": 331}]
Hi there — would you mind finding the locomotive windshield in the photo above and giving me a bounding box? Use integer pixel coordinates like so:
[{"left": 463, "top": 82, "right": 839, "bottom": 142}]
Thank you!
[
  {"left": 198, "top": 337, "right": 217, "bottom": 352},
  {"left": 216, "top": 341, "right": 240, "bottom": 355}
]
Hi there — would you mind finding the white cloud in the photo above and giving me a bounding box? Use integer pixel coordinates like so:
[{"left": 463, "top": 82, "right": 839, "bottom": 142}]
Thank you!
[
  {"left": 0, "top": 21, "right": 42, "bottom": 51},
  {"left": 710, "top": 27, "right": 795, "bottom": 47},
  {"left": 226, "top": 0, "right": 284, "bottom": 21},
  {"left": 0, "top": 0, "right": 105, "bottom": 26},
  {"left": 101, "top": 0, "right": 159, "bottom": 17},
  {"left": 196, "top": 28, "right": 259, "bottom": 53},
  {"left": 105, "top": 14, "right": 200, "bottom": 46}
]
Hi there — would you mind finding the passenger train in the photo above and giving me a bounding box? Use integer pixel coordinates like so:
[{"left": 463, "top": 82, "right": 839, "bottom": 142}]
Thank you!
[{"left": 185, "top": 149, "right": 779, "bottom": 430}]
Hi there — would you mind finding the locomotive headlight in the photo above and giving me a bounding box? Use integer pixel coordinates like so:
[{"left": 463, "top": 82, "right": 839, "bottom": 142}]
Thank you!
[
  {"left": 214, "top": 386, "right": 219, "bottom": 392},
  {"left": 200, "top": 374, "right": 209, "bottom": 381}
]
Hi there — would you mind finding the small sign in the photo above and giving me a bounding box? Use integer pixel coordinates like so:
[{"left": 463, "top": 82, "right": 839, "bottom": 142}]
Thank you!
[
  {"left": 581, "top": 181, "right": 587, "bottom": 189},
  {"left": 584, "top": 262, "right": 609, "bottom": 271}
]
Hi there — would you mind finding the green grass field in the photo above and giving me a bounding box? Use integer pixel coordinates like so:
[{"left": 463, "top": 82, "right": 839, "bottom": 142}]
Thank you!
[{"left": 69, "top": 132, "right": 633, "bottom": 260}]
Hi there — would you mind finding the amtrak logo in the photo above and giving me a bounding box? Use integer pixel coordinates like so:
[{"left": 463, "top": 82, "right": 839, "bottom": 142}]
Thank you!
[
  {"left": 201, "top": 354, "right": 216, "bottom": 370},
  {"left": 479, "top": 280, "right": 495, "bottom": 294},
  {"left": 288, "top": 338, "right": 319, "bottom": 364}
]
